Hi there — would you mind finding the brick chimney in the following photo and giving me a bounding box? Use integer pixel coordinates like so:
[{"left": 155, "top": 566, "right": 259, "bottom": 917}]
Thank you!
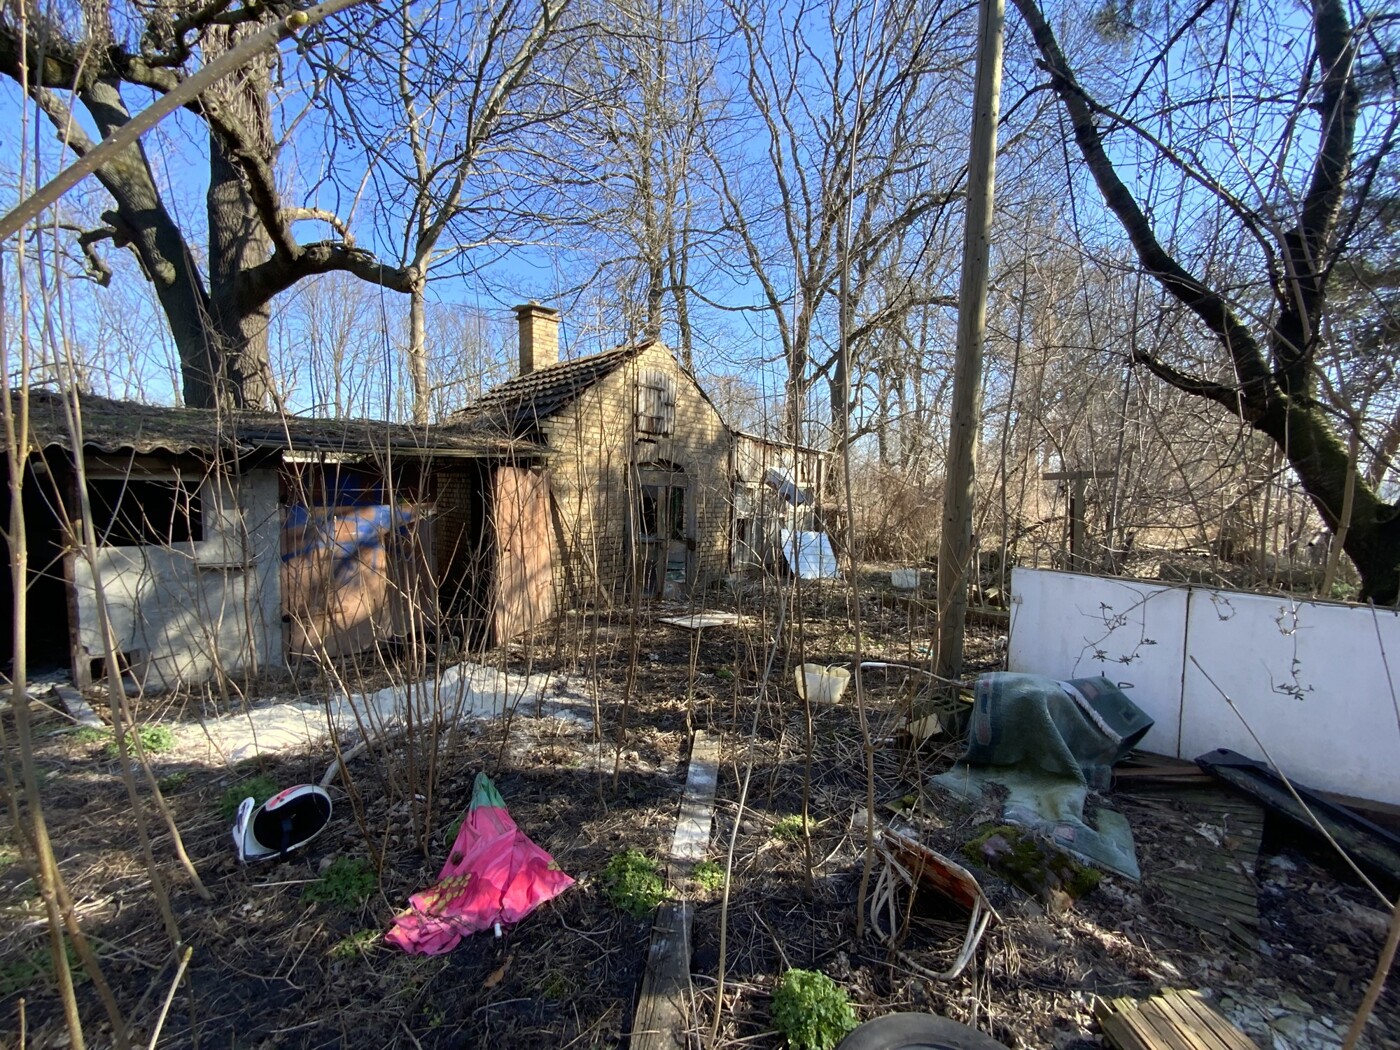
[{"left": 513, "top": 302, "right": 560, "bottom": 375}]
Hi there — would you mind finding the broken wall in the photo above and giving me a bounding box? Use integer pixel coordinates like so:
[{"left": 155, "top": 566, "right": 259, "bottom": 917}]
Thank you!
[
  {"left": 72, "top": 465, "right": 283, "bottom": 691},
  {"left": 1008, "top": 566, "right": 1400, "bottom": 806}
]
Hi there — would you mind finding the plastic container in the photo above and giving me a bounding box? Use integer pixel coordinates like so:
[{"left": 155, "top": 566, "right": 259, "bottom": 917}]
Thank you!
[
  {"left": 795, "top": 663, "right": 852, "bottom": 704},
  {"left": 890, "top": 568, "right": 921, "bottom": 589}
]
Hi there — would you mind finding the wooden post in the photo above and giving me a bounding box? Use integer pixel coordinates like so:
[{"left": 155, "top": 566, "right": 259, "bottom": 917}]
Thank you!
[
  {"left": 937, "top": 0, "right": 1005, "bottom": 681},
  {"left": 1042, "top": 469, "right": 1115, "bottom": 571}
]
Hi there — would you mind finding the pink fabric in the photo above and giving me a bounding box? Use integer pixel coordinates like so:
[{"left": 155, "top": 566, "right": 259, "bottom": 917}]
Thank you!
[{"left": 385, "top": 788, "right": 573, "bottom": 955}]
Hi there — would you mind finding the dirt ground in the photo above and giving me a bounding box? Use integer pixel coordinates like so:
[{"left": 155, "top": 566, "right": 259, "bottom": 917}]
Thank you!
[{"left": 2, "top": 572, "right": 1398, "bottom": 1049}]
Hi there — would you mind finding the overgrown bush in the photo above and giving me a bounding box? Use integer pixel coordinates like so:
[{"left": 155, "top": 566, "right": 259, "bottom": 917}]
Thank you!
[{"left": 770, "top": 968, "right": 857, "bottom": 1050}]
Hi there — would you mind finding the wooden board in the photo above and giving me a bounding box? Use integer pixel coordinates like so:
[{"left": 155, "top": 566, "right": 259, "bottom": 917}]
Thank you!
[
  {"left": 491, "top": 467, "right": 555, "bottom": 645},
  {"left": 1097, "top": 989, "right": 1256, "bottom": 1050},
  {"left": 658, "top": 611, "right": 744, "bottom": 630},
  {"left": 630, "top": 731, "right": 721, "bottom": 1050}
]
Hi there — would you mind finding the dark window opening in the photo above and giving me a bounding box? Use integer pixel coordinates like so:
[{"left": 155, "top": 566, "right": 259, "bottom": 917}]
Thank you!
[
  {"left": 640, "top": 489, "right": 659, "bottom": 539},
  {"left": 89, "top": 478, "right": 203, "bottom": 546},
  {"left": 668, "top": 486, "right": 685, "bottom": 541}
]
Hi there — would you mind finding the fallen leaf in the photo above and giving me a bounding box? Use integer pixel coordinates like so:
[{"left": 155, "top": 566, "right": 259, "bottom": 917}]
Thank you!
[{"left": 483, "top": 952, "right": 513, "bottom": 990}]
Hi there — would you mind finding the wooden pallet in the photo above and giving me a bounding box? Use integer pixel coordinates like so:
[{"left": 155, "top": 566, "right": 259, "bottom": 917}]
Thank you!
[
  {"left": 1097, "top": 989, "right": 1258, "bottom": 1050},
  {"left": 1124, "top": 785, "right": 1264, "bottom": 942}
]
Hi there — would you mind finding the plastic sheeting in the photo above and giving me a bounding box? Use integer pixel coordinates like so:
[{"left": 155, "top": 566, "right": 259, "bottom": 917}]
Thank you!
[{"left": 780, "top": 529, "right": 841, "bottom": 579}]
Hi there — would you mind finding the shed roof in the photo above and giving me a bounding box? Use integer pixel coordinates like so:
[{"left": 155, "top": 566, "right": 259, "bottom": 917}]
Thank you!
[
  {"left": 449, "top": 342, "right": 652, "bottom": 436},
  {"left": 16, "top": 389, "right": 540, "bottom": 461}
]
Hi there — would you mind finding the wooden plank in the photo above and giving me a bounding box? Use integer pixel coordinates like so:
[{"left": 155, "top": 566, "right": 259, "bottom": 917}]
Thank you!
[
  {"left": 1100, "top": 1013, "right": 1154, "bottom": 1050},
  {"left": 1097, "top": 990, "right": 1255, "bottom": 1050},
  {"left": 1138, "top": 999, "right": 1219, "bottom": 1050},
  {"left": 1164, "top": 990, "right": 1257, "bottom": 1050},
  {"left": 630, "top": 731, "right": 721, "bottom": 1050}
]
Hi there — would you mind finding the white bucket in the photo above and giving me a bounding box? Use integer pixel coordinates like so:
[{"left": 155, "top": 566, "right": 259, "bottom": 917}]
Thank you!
[
  {"left": 795, "top": 663, "right": 852, "bottom": 705},
  {"left": 890, "top": 568, "right": 920, "bottom": 589}
]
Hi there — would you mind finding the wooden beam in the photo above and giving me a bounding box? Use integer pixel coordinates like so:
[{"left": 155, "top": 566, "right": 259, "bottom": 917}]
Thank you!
[
  {"left": 937, "top": 0, "right": 1005, "bottom": 680},
  {"left": 630, "top": 731, "right": 720, "bottom": 1050}
]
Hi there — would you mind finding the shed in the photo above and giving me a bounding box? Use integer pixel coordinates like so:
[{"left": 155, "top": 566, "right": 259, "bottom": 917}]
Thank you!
[
  {"left": 2, "top": 390, "right": 543, "bottom": 692},
  {"left": 729, "top": 430, "right": 829, "bottom": 571}
]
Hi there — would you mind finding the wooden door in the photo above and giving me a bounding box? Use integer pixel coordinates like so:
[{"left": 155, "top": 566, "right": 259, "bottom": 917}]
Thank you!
[{"left": 491, "top": 467, "right": 555, "bottom": 644}]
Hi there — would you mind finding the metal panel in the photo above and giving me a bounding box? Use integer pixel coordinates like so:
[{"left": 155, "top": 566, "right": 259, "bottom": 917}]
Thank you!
[
  {"left": 1008, "top": 567, "right": 1190, "bottom": 757},
  {"left": 1182, "top": 588, "right": 1400, "bottom": 806}
]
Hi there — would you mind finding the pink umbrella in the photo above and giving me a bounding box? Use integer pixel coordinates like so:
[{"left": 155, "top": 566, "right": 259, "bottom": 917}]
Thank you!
[{"left": 386, "top": 773, "right": 574, "bottom": 955}]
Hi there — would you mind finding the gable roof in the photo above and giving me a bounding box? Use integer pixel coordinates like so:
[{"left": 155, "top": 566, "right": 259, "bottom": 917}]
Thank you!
[
  {"left": 15, "top": 389, "right": 539, "bottom": 461},
  {"left": 450, "top": 341, "right": 653, "bottom": 436}
]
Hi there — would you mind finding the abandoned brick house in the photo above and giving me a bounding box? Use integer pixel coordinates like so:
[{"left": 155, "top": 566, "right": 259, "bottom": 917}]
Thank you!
[
  {"left": 450, "top": 304, "right": 734, "bottom": 605},
  {"left": 2, "top": 307, "right": 831, "bottom": 691}
]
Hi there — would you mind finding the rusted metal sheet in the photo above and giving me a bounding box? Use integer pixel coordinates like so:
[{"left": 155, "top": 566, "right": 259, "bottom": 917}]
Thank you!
[{"left": 491, "top": 467, "right": 555, "bottom": 644}]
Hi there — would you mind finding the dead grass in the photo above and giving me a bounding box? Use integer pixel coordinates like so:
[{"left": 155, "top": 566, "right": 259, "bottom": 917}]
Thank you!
[{"left": 1, "top": 579, "right": 1396, "bottom": 1049}]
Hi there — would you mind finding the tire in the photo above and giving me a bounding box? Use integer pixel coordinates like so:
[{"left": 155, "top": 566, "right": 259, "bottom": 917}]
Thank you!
[{"left": 835, "top": 1013, "right": 1010, "bottom": 1050}]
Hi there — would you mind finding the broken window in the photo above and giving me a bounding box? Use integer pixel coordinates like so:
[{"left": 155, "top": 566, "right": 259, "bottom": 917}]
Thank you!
[
  {"left": 636, "top": 369, "right": 677, "bottom": 436},
  {"left": 88, "top": 478, "right": 203, "bottom": 546}
]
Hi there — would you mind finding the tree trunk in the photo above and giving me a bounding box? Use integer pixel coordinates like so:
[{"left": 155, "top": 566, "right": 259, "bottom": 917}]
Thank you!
[
  {"left": 76, "top": 80, "right": 220, "bottom": 407},
  {"left": 408, "top": 280, "right": 429, "bottom": 425},
  {"left": 204, "top": 23, "right": 276, "bottom": 411},
  {"left": 1261, "top": 400, "right": 1400, "bottom": 603}
]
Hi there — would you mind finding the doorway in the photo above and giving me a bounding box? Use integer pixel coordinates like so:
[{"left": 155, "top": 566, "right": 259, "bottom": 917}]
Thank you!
[
  {"left": 0, "top": 456, "right": 74, "bottom": 679},
  {"left": 633, "top": 464, "right": 692, "bottom": 599}
]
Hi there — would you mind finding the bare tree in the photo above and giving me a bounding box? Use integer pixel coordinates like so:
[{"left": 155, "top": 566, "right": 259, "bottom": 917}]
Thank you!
[
  {"left": 1011, "top": 0, "right": 1400, "bottom": 601},
  {"left": 0, "top": 0, "right": 569, "bottom": 413},
  {"left": 703, "top": 0, "right": 974, "bottom": 448}
]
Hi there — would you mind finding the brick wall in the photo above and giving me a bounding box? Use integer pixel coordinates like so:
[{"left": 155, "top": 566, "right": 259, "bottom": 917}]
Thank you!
[{"left": 541, "top": 343, "right": 731, "bottom": 604}]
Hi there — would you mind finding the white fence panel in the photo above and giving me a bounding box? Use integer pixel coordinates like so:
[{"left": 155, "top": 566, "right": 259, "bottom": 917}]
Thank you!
[
  {"left": 1007, "top": 568, "right": 1189, "bottom": 757},
  {"left": 1009, "top": 567, "right": 1400, "bottom": 805}
]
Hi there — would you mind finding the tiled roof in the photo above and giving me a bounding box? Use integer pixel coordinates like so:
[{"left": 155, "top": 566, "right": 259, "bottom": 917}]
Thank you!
[
  {"left": 449, "top": 342, "right": 652, "bottom": 436},
  {"left": 14, "top": 389, "right": 540, "bottom": 460}
]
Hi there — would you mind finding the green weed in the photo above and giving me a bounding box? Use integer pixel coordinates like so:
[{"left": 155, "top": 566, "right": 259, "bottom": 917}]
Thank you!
[
  {"left": 600, "top": 849, "right": 668, "bottom": 917},
  {"left": 692, "top": 859, "right": 725, "bottom": 892},
  {"left": 218, "top": 775, "right": 280, "bottom": 821},
  {"left": 0, "top": 941, "right": 88, "bottom": 998},
  {"left": 771, "top": 814, "right": 813, "bottom": 842},
  {"left": 157, "top": 771, "right": 190, "bottom": 793},
  {"left": 103, "top": 724, "right": 175, "bottom": 758},
  {"left": 70, "top": 726, "right": 110, "bottom": 748},
  {"left": 329, "top": 929, "right": 380, "bottom": 959},
  {"left": 770, "top": 968, "right": 857, "bottom": 1050},
  {"left": 304, "top": 858, "right": 376, "bottom": 911}
]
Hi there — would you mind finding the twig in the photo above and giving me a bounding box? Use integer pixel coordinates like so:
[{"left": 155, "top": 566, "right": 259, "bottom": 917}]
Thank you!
[
  {"left": 0, "top": 0, "right": 372, "bottom": 244},
  {"left": 1369, "top": 602, "right": 1400, "bottom": 738},
  {"left": 709, "top": 589, "right": 789, "bottom": 1048},
  {"left": 146, "top": 945, "right": 192, "bottom": 1050},
  {"left": 1340, "top": 895, "right": 1399, "bottom": 1050}
]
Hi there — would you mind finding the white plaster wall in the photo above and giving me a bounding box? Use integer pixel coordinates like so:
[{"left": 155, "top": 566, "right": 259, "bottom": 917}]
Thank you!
[
  {"left": 73, "top": 468, "right": 284, "bottom": 690},
  {"left": 1007, "top": 568, "right": 1189, "bottom": 757},
  {"left": 1009, "top": 567, "right": 1400, "bottom": 805}
]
